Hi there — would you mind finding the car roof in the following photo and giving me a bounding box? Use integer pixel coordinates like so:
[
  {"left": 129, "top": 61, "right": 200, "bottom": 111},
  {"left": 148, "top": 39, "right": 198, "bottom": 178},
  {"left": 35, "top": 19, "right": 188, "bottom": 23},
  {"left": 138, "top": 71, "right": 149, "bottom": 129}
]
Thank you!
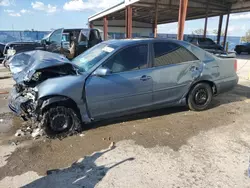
[{"left": 103, "top": 38, "right": 187, "bottom": 47}]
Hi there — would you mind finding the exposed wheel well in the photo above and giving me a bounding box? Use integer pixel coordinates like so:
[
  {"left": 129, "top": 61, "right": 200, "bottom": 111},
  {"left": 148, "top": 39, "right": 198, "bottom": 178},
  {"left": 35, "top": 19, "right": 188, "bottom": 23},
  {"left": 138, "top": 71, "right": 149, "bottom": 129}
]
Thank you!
[
  {"left": 39, "top": 95, "right": 82, "bottom": 122},
  {"left": 186, "top": 80, "right": 217, "bottom": 103}
]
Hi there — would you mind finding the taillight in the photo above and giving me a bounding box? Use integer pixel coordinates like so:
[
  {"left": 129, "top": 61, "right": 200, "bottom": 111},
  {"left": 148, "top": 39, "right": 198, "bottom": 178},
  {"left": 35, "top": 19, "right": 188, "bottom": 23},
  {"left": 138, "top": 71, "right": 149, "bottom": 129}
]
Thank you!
[{"left": 234, "top": 60, "right": 237, "bottom": 72}]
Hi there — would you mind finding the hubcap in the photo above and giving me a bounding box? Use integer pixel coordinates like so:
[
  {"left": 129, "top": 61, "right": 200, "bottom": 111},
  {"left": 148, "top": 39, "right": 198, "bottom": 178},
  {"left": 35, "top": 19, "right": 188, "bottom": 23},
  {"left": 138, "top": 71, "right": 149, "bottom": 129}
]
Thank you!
[
  {"left": 194, "top": 88, "right": 208, "bottom": 105},
  {"left": 50, "top": 113, "right": 72, "bottom": 132}
]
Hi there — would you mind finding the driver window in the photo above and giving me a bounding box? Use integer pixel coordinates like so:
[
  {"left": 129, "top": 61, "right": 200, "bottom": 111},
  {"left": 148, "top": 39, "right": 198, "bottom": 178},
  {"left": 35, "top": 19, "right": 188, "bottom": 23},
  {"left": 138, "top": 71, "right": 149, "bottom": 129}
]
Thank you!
[
  {"left": 103, "top": 44, "right": 148, "bottom": 73},
  {"left": 50, "top": 30, "right": 62, "bottom": 44}
]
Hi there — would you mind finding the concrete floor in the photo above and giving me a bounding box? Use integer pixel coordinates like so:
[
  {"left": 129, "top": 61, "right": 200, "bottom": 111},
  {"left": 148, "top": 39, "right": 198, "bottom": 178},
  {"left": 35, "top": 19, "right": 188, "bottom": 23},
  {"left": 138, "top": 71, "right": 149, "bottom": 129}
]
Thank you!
[
  {"left": 237, "top": 54, "right": 250, "bottom": 80},
  {"left": 0, "top": 55, "right": 250, "bottom": 188}
]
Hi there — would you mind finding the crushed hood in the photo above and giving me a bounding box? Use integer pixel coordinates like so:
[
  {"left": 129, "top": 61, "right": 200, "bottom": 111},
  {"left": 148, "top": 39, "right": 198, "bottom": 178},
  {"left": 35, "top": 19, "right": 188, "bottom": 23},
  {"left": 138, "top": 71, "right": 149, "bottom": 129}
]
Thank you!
[{"left": 9, "top": 50, "right": 75, "bottom": 83}]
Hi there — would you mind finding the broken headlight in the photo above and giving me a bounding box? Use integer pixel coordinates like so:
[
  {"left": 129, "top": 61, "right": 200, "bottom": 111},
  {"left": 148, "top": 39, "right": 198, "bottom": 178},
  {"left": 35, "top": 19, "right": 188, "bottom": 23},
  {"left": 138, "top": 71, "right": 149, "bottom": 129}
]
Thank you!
[{"left": 7, "top": 47, "right": 16, "bottom": 56}]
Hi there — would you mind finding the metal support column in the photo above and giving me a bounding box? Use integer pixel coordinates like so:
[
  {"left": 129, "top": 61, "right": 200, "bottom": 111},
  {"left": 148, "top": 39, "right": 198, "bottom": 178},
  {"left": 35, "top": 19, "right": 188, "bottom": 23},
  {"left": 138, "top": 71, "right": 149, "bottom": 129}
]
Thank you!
[
  {"left": 103, "top": 16, "right": 108, "bottom": 41},
  {"left": 223, "top": 12, "right": 230, "bottom": 49},
  {"left": 217, "top": 14, "right": 223, "bottom": 45},
  {"left": 153, "top": 0, "right": 159, "bottom": 38},
  {"left": 203, "top": 3, "right": 208, "bottom": 38},
  {"left": 178, "top": 0, "right": 189, "bottom": 40},
  {"left": 125, "top": 6, "right": 132, "bottom": 38}
]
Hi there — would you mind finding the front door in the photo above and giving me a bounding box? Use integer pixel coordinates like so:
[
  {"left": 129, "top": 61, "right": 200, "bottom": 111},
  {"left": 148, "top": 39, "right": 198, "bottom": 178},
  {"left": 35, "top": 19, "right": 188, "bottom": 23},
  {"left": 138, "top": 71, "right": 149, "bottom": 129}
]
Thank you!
[
  {"left": 85, "top": 44, "right": 153, "bottom": 118},
  {"left": 151, "top": 42, "right": 202, "bottom": 105}
]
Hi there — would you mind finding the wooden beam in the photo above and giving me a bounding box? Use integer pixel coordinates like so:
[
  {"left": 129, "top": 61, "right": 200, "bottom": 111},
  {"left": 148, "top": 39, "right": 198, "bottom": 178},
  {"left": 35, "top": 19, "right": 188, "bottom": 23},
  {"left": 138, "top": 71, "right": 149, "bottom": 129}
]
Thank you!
[
  {"left": 178, "top": 0, "right": 189, "bottom": 40},
  {"left": 154, "top": 0, "right": 159, "bottom": 38},
  {"left": 223, "top": 12, "right": 230, "bottom": 49},
  {"left": 217, "top": 14, "right": 223, "bottom": 44},
  {"left": 125, "top": 6, "right": 132, "bottom": 38},
  {"left": 103, "top": 16, "right": 108, "bottom": 41}
]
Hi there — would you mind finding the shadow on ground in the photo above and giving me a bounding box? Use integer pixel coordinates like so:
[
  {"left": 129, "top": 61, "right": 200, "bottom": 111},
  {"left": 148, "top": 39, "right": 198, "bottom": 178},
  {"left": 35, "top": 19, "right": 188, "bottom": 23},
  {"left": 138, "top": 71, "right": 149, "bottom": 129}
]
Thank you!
[{"left": 23, "top": 146, "right": 134, "bottom": 188}]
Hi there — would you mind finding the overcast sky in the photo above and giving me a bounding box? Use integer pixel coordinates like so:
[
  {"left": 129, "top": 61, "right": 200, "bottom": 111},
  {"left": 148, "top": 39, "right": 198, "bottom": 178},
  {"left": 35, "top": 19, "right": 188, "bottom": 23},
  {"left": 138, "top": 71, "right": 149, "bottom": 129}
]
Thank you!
[{"left": 0, "top": 0, "right": 250, "bottom": 36}]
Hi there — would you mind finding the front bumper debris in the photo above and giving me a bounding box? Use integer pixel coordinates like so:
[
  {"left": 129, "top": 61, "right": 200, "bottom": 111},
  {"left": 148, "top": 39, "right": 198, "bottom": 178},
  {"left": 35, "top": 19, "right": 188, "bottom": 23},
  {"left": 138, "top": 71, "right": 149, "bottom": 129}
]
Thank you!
[{"left": 8, "top": 87, "right": 37, "bottom": 120}]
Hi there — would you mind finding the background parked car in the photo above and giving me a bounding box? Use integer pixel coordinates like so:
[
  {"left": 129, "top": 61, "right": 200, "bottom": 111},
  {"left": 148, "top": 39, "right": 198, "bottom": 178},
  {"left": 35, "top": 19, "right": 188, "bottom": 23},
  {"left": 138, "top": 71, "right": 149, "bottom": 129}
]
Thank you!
[
  {"left": 2, "top": 28, "right": 102, "bottom": 68},
  {"left": 187, "top": 37, "right": 224, "bottom": 52},
  {"left": 234, "top": 43, "right": 250, "bottom": 54}
]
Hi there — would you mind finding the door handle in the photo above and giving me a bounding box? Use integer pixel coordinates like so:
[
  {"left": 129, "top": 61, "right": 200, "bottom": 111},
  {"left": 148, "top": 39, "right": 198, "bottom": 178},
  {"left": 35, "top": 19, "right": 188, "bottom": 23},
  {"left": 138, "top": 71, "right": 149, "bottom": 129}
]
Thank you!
[{"left": 140, "top": 75, "right": 151, "bottom": 81}]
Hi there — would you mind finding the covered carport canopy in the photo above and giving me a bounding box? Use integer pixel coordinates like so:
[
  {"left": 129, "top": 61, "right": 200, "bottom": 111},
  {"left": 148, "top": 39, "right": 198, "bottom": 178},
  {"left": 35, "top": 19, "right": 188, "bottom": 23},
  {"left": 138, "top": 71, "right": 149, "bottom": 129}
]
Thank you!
[{"left": 89, "top": 0, "right": 250, "bottom": 43}]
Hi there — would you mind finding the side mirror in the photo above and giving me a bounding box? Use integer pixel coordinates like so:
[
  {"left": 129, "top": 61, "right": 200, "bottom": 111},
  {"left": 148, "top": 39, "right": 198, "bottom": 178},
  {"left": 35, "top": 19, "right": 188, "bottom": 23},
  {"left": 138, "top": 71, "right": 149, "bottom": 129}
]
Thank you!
[{"left": 92, "top": 67, "right": 111, "bottom": 77}]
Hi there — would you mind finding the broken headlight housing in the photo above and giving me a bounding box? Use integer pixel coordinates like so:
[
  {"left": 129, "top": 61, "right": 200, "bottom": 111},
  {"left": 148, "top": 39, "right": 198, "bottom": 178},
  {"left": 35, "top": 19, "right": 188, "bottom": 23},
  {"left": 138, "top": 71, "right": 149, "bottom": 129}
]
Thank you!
[{"left": 7, "top": 47, "right": 16, "bottom": 57}]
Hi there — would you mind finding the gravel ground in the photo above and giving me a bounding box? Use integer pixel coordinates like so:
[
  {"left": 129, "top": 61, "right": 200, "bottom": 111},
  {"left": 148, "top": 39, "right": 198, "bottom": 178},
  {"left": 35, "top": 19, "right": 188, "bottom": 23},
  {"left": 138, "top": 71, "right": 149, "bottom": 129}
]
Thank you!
[{"left": 0, "top": 56, "right": 250, "bottom": 188}]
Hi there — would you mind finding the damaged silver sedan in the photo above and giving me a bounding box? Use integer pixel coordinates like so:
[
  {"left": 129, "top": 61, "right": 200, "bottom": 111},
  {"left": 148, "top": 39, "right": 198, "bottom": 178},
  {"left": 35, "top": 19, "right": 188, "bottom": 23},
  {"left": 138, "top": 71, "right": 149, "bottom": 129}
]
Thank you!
[{"left": 8, "top": 39, "right": 238, "bottom": 136}]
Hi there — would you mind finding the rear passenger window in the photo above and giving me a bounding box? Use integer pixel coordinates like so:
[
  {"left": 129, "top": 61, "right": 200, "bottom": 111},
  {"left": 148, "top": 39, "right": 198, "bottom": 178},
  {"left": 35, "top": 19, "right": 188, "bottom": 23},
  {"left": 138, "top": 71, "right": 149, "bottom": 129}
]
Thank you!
[{"left": 153, "top": 42, "right": 198, "bottom": 67}]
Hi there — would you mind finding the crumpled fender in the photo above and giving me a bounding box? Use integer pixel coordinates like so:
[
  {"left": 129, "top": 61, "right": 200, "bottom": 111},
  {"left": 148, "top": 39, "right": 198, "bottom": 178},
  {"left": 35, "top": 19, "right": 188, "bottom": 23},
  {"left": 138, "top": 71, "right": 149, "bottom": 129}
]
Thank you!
[
  {"left": 39, "top": 95, "right": 83, "bottom": 122},
  {"left": 40, "top": 96, "right": 71, "bottom": 111}
]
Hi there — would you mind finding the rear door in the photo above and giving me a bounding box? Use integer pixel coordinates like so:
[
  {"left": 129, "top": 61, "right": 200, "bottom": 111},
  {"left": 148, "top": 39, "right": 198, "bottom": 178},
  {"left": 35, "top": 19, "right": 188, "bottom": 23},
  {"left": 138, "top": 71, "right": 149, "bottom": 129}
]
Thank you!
[
  {"left": 151, "top": 42, "right": 202, "bottom": 104},
  {"left": 47, "top": 28, "right": 63, "bottom": 53}
]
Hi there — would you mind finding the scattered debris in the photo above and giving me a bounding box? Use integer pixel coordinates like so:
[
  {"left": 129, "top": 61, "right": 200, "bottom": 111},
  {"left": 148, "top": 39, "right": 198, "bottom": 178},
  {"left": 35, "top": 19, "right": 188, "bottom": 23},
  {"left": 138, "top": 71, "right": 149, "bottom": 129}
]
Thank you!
[
  {"left": 31, "top": 128, "right": 43, "bottom": 138},
  {"left": 10, "top": 141, "right": 19, "bottom": 146},
  {"left": 102, "top": 137, "right": 112, "bottom": 141},
  {"left": 165, "top": 131, "right": 170, "bottom": 135},
  {"left": 15, "top": 129, "right": 25, "bottom": 137},
  {"left": 132, "top": 132, "right": 136, "bottom": 135},
  {"left": 109, "top": 142, "right": 115, "bottom": 149},
  {"left": 79, "top": 133, "right": 85, "bottom": 137}
]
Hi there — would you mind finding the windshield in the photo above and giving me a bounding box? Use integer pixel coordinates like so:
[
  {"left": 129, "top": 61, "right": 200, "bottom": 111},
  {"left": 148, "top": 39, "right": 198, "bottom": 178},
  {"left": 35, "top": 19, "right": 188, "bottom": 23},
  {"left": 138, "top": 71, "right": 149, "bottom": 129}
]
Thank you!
[{"left": 72, "top": 43, "right": 118, "bottom": 72}]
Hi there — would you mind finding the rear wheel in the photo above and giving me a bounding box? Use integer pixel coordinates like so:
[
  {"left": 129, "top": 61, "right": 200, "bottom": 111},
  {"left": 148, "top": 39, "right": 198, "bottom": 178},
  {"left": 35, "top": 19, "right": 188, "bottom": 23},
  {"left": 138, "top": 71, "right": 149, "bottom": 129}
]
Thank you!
[
  {"left": 41, "top": 106, "right": 81, "bottom": 138},
  {"left": 187, "top": 83, "right": 213, "bottom": 111}
]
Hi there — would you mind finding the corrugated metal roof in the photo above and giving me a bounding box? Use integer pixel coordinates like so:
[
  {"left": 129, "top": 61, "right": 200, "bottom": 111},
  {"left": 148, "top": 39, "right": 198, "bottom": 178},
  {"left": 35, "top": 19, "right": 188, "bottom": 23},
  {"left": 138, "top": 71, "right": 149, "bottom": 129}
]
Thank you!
[{"left": 89, "top": 0, "right": 250, "bottom": 25}]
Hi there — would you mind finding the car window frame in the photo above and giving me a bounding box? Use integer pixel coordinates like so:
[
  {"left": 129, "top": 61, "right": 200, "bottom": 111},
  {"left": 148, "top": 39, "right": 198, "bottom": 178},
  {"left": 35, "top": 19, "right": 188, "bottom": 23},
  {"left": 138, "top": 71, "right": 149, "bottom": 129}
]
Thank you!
[
  {"left": 49, "top": 28, "right": 64, "bottom": 44},
  {"left": 99, "top": 43, "right": 150, "bottom": 75},
  {"left": 198, "top": 38, "right": 215, "bottom": 45},
  {"left": 152, "top": 41, "right": 199, "bottom": 68}
]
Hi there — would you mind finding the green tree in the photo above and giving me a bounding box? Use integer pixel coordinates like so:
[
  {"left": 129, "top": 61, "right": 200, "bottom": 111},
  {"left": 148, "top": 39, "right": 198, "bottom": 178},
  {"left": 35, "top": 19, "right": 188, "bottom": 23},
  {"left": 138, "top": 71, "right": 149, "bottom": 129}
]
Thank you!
[
  {"left": 192, "top": 28, "right": 204, "bottom": 35},
  {"left": 241, "top": 29, "right": 250, "bottom": 42},
  {"left": 212, "top": 29, "right": 225, "bottom": 36}
]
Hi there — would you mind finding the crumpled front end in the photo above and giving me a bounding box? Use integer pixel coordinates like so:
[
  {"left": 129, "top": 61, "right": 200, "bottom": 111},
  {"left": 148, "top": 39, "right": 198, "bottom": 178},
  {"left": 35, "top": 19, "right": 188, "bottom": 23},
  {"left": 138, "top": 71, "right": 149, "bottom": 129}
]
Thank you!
[{"left": 9, "top": 85, "right": 39, "bottom": 121}]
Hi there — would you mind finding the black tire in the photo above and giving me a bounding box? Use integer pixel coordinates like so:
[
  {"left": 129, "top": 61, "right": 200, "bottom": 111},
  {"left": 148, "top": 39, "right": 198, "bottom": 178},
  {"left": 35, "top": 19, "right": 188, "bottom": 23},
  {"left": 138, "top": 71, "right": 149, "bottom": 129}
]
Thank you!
[
  {"left": 41, "top": 106, "right": 81, "bottom": 138},
  {"left": 187, "top": 83, "right": 213, "bottom": 111}
]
